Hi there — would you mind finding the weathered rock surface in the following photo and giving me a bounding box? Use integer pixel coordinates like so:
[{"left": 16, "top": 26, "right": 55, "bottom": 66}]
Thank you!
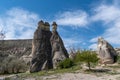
[
  {"left": 50, "top": 22, "right": 69, "bottom": 69},
  {"left": 97, "top": 37, "right": 117, "bottom": 64},
  {"left": 115, "top": 48, "right": 120, "bottom": 56},
  {"left": 0, "top": 39, "right": 32, "bottom": 60},
  {"left": 69, "top": 48, "right": 77, "bottom": 60},
  {"left": 30, "top": 21, "right": 53, "bottom": 72}
]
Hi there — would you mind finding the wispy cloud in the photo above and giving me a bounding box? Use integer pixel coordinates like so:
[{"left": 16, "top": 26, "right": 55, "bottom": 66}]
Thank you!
[
  {"left": 92, "top": 4, "right": 120, "bottom": 24},
  {"left": 0, "top": 8, "right": 40, "bottom": 39},
  {"left": 89, "top": 2, "right": 120, "bottom": 49},
  {"left": 63, "top": 38, "right": 82, "bottom": 47},
  {"left": 55, "top": 10, "right": 89, "bottom": 27},
  {"left": 89, "top": 43, "right": 97, "bottom": 50}
]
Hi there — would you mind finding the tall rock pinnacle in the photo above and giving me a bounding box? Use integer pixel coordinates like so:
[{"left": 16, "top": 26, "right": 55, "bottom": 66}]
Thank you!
[
  {"left": 50, "top": 22, "right": 69, "bottom": 69},
  {"left": 30, "top": 20, "right": 53, "bottom": 73}
]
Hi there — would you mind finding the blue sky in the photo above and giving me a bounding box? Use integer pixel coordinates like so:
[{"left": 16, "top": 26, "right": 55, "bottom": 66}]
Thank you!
[{"left": 0, "top": 0, "right": 120, "bottom": 50}]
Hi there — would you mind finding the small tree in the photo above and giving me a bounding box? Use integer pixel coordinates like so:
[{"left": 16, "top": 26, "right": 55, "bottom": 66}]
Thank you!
[{"left": 75, "top": 50, "right": 99, "bottom": 70}]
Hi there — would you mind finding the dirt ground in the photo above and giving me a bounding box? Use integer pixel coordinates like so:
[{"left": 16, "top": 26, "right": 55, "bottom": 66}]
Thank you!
[
  {"left": 41, "top": 72, "right": 120, "bottom": 80},
  {"left": 41, "top": 65, "right": 120, "bottom": 80}
]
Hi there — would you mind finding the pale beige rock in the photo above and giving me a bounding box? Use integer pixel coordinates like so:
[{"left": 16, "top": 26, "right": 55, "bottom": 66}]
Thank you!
[
  {"left": 97, "top": 37, "right": 117, "bottom": 64},
  {"left": 50, "top": 22, "right": 69, "bottom": 69},
  {"left": 44, "top": 22, "right": 50, "bottom": 31},
  {"left": 52, "top": 51, "right": 66, "bottom": 69}
]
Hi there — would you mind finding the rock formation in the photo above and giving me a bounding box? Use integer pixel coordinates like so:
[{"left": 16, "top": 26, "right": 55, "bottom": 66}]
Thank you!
[
  {"left": 50, "top": 22, "right": 69, "bottom": 69},
  {"left": 115, "top": 48, "right": 120, "bottom": 56},
  {"left": 0, "top": 39, "right": 32, "bottom": 60},
  {"left": 97, "top": 37, "right": 117, "bottom": 64},
  {"left": 30, "top": 20, "right": 53, "bottom": 73},
  {"left": 1, "top": 20, "right": 69, "bottom": 72},
  {"left": 69, "top": 48, "right": 77, "bottom": 60}
]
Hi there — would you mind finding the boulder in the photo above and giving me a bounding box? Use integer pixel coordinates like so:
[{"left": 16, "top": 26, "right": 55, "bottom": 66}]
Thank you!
[
  {"left": 50, "top": 22, "right": 69, "bottom": 69},
  {"left": 30, "top": 20, "right": 53, "bottom": 73},
  {"left": 97, "top": 37, "right": 117, "bottom": 64}
]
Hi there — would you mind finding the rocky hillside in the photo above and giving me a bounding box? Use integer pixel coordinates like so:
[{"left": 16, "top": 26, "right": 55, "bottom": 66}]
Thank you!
[
  {"left": 0, "top": 39, "right": 120, "bottom": 58},
  {"left": 0, "top": 39, "right": 32, "bottom": 57}
]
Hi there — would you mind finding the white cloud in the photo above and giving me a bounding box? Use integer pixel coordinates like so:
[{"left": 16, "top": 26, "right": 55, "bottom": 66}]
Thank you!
[
  {"left": 55, "top": 10, "right": 89, "bottom": 27},
  {"left": 89, "top": 3, "right": 120, "bottom": 49},
  {"left": 92, "top": 5, "right": 120, "bottom": 23},
  {"left": 88, "top": 43, "right": 97, "bottom": 50},
  {"left": 63, "top": 38, "right": 82, "bottom": 49},
  {"left": 0, "top": 19, "right": 4, "bottom": 31},
  {"left": 103, "top": 24, "right": 120, "bottom": 44},
  {"left": 0, "top": 8, "right": 40, "bottom": 39},
  {"left": 89, "top": 37, "right": 98, "bottom": 43}
]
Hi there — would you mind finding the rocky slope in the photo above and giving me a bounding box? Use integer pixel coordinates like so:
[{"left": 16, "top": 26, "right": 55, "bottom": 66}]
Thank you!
[{"left": 0, "top": 39, "right": 32, "bottom": 59}]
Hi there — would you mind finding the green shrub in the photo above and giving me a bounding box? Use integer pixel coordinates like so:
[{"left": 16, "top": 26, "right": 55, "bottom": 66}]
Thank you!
[
  {"left": 117, "top": 56, "right": 120, "bottom": 64},
  {"left": 58, "top": 58, "right": 74, "bottom": 69},
  {"left": 74, "top": 51, "right": 81, "bottom": 63},
  {"left": 74, "top": 50, "right": 99, "bottom": 70}
]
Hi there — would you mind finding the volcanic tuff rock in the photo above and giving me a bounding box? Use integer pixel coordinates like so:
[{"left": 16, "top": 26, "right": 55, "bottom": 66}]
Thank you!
[
  {"left": 0, "top": 39, "right": 32, "bottom": 67},
  {"left": 0, "top": 39, "right": 32, "bottom": 57},
  {"left": 115, "top": 48, "right": 120, "bottom": 56},
  {"left": 30, "top": 20, "right": 53, "bottom": 73},
  {"left": 97, "top": 37, "right": 117, "bottom": 64},
  {"left": 50, "top": 22, "right": 69, "bottom": 69}
]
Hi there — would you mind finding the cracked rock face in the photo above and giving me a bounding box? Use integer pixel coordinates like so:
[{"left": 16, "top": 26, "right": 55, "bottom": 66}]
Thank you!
[
  {"left": 30, "top": 21, "right": 53, "bottom": 73},
  {"left": 50, "top": 22, "right": 69, "bottom": 69},
  {"left": 97, "top": 37, "right": 117, "bottom": 64}
]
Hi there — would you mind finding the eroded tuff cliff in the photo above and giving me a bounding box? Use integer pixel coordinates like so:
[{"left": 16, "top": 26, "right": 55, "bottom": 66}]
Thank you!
[{"left": 0, "top": 39, "right": 32, "bottom": 59}]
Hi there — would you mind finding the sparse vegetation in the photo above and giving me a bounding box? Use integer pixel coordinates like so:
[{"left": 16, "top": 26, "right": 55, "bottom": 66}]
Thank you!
[
  {"left": 117, "top": 56, "right": 120, "bottom": 64},
  {"left": 0, "top": 48, "right": 120, "bottom": 80},
  {"left": 0, "top": 55, "right": 28, "bottom": 74},
  {"left": 58, "top": 58, "right": 74, "bottom": 69},
  {"left": 74, "top": 50, "right": 99, "bottom": 70},
  {"left": 19, "top": 65, "right": 81, "bottom": 79}
]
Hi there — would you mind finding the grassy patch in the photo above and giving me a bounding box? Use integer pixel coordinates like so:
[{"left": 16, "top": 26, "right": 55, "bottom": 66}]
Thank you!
[{"left": 19, "top": 65, "right": 82, "bottom": 79}]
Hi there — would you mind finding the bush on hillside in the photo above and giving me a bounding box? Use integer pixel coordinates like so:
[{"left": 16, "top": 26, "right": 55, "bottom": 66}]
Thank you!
[
  {"left": 73, "top": 50, "right": 82, "bottom": 63},
  {"left": 58, "top": 58, "right": 74, "bottom": 69}
]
